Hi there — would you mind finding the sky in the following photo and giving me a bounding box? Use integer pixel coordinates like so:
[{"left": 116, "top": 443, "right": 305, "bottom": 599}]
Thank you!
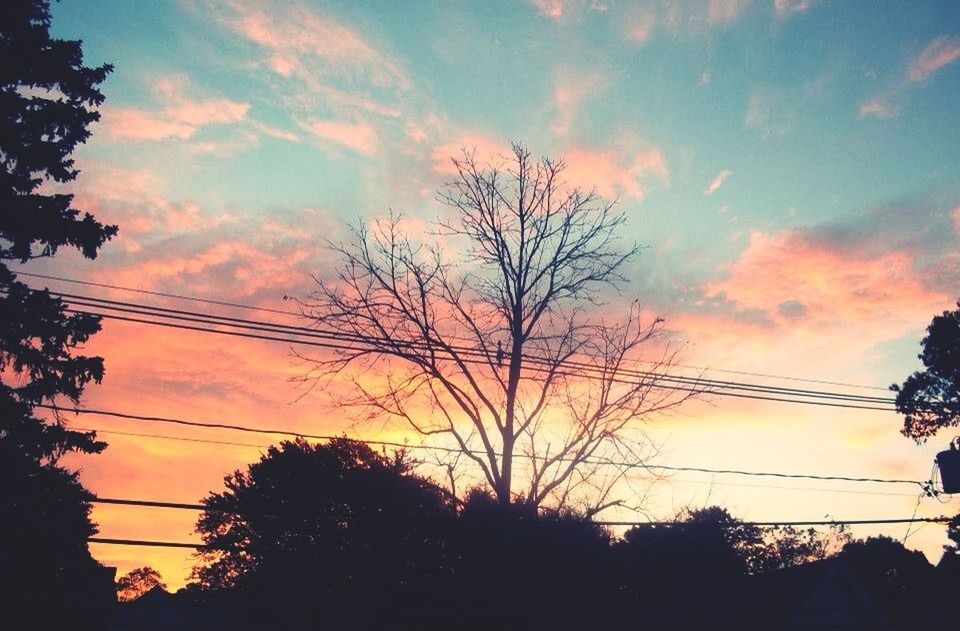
[{"left": 29, "top": 0, "right": 960, "bottom": 588}]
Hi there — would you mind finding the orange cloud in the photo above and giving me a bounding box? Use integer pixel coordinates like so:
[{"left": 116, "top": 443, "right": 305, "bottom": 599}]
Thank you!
[
  {"left": 907, "top": 35, "right": 960, "bottom": 83},
  {"left": 669, "top": 229, "right": 951, "bottom": 373},
  {"left": 707, "top": 231, "right": 945, "bottom": 329}
]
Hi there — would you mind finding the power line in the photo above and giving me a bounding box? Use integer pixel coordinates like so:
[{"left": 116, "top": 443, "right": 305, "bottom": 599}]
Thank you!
[
  {"left": 50, "top": 301, "right": 896, "bottom": 411},
  {"left": 13, "top": 269, "right": 890, "bottom": 392},
  {"left": 84, "top": 514, "right": 954, "bottom": 551},
  {"left": 13, "top": 270, "right": 296, "bottom": 317},
  {"left": 596, "top": 517, "right": 953, "bottom": 527},
  {"left": 75, "top": 426, "right": 266, "bottom": 449},
  {"left": 45, "top": 405, "right": 925, "bottom": 487},
  {"left": 8, "top": 283, "right": 898, "bottom": 409},
  {"left": 88, "top": 537, "right": 205, "bottom": 550},
  {"left": 51, "top": 289, "right": 895, "bottom": 406},
  {"left": 89, "top": 497, "right": 953, "bottom": 524},
  {"left": 73, "top": 426, "right": 920, "bottom": 497},
  {"left": 87, "top": 498, "right": 951, "bottom": 549}
]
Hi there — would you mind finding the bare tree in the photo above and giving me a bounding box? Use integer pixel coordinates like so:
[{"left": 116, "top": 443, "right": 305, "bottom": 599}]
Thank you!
[{"left": 301, "top": 143, "right": 695, "bottom": 511}]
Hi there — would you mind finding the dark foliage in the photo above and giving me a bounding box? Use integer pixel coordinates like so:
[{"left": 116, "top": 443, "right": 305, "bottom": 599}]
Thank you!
[
  {"left": 892, "top": 300, "right": 960, "bottom": 441},
  {"left": 837, "top": 536, "right": 935, "bottom": 628},
  {"left": 1, "top": 0, "right": 115, "bottom": 461},
  {"left": 0, "top": 437, "right": 115, "bottom": 626},
  {"left": 192, "top": 446, "right": 870, "bottom": 630},
  {"left": 0, "top": 2, "right": 117, "bottom": 624},
  {"left": 116, "top": 566, "right": 166, "bottom": 602},
  {"left": 444, "top": 490, "right": 620, "bottom": 629},
  {"left": 193, "top": 438, "right": 456, "bottom": 628}
]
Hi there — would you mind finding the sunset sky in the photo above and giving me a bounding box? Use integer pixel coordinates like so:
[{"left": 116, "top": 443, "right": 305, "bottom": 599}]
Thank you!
[{"left": 30, "top": 0, "right": 960, "bottom": 588}]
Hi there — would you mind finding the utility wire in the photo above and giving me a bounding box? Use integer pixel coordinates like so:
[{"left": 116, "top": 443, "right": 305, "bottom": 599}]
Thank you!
[
  {"left": 52, "top": 303, "right": 895, "bottom": 412},
  {"left": 44, "top": 405, "right": 925, "bottom": 487},
  {"left": 85, "top": 515, "right": 955, "bottom": 550},
  {"left": 87, "top": 498, "right": 951, "bottom": 549},
  {"left": 74, "top": 427, "right": 920, "bottom": 497},
  {"left": 596, "top": 517, "right": 953, "bottom": 527},
  {"left": 93, "top": 497, "right": 936, "bottom": 517},
  {"left": 88, "top": 537, "right": 204, "bottom": 550},
  {"left": 53, "top": 290, "right": 897, "bottom": 406},
  {"left": 14, "top": 269, "right": 890, "bottom": 392}
]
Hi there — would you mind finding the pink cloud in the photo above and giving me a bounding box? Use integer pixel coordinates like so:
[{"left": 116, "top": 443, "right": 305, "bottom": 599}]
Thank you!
[
  {"left": 708, "top": 0, "right": 750, "bottom": 25},
  {"left": 205, "top": 1, "right": 415, "bottom": 154},
  {"left": 216, "top": 2, "right": 408, "bottom": 92},
  {"left": 625, "top": 7, "right": 656, "bottom": 43},
  {"left": 100, "top": 75, "right": 249, "bottom": 141},
  {"left": 678, "top": 230, "right": 949, "bottom": 354},
  {"left": 551, "top": 68, "right": 608, "bottom": 135},
  {"left": 431, "top": 134, "right": 512, "bottom": 175},
  {"left": 704, "top": 170, "right": 733, "bottom": 196},
  {"left": 663, "top": 233, "right": 951, "bottom": 391},
  {"left": 250, "top": 120, "right": 300, "bottom": 143},
  {"left": 773, "top": 0, "right": 817, "bottom": 18},
  {"left": 529, "top": 0, "right": 609, "bottom": 21},
  {"left": 857, "top": 96, "right": 896, "bottom": 120},
  {"left": 531, "top": 0, "right": 566, "bottom": 19},
  {"left": 561, "top": 145, "right": 669, "bottom": 200},
  {"left": 301, "top": 119, "right": 378, "bottom": 156},
  {"left": 907, "top": 35, "right": 960, "bottom": 82}
]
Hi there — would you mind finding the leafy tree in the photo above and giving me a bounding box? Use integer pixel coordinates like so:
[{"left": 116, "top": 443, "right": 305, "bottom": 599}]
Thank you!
[
  {"left": 1, "top": 0, "right": 116, "bottom": 461},
  {"left": 304, "top": 143, "right": 695, "bottom": 511},
  {"left": 192, "top": 438, "right": 456, "bottom": 626},
  {"left": 447, "top": 489, "right": 619, "bottom": 627},
  {"left": 618, "top": 507, "right": 763, "bottom": 584},
  {"left": 892, "top": 301, "right": 960, "bottom": 441},
  {"left": 615, "top": 507, "right": 850, "bottom": 628},
  {"left": 617, "top": 506, "right": 848, "bottom": 581},
  {"left": 116, "top": 566, "right": 166, "bottom": 602}
]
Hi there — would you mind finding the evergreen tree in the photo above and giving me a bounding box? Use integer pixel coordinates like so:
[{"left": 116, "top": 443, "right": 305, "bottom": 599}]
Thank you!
[
  {"left": 1, "top": 1, "right": 117, "bottom": 624},
  {"left": 1, "top": 0, "right": 116, "bottom": 460}
]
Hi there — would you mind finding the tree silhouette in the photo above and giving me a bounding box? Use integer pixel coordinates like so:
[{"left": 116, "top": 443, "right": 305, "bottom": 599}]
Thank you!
[
  {"left": 192, "top": 438, "right": 456, "bottom": 626},
  {"left": 303, "top": 143, "right": 696, "bottom": 510},
  {"left": 617, "top": 506, "right": 848, "bottom": 586},
  {"left": 446, "top": 489, "right": 620, "bottom": 628},
  {"left": 0, "top": 1, "right": 116, "bottom": 624},
  {"left": 116, "top": 566, "right": 167, "bottom": 602},
  {"left": 1, "top": 0, "right": 115, "bottom": 460},
  {"left": 892, "top": 300, "right": 960, "bottom": 441},
  {"left": 0, "top": 438, "right": 115, "bottom": 625}
]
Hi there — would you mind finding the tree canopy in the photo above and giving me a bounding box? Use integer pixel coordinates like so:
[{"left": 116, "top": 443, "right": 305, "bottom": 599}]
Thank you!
[
  {"left": 892, "top": 300, "right": 960, "bottom": 441},
  {"left": 116, "top": 566, "right": 167, "bottom": 602},
  {"left": 193, "top": 438, "right": 455, "bottom": 626}
]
